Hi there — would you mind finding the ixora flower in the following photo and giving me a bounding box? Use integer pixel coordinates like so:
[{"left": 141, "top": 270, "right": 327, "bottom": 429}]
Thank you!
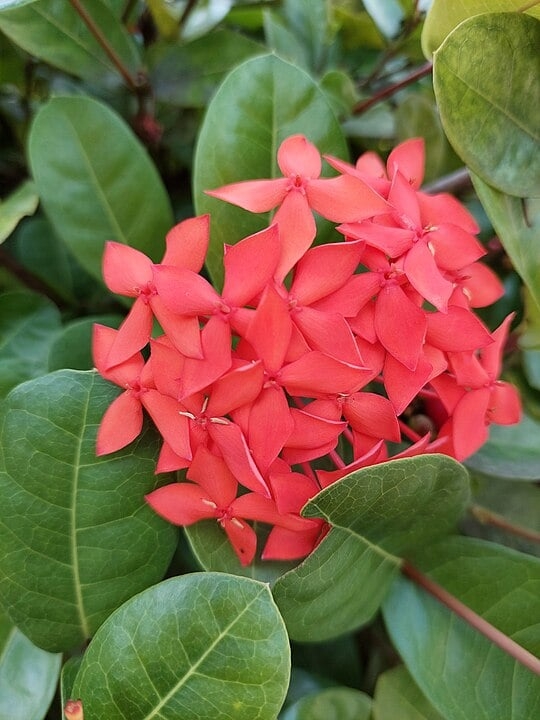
[{"left": 93, "top": 135, "right": 521, "bottom": 567}]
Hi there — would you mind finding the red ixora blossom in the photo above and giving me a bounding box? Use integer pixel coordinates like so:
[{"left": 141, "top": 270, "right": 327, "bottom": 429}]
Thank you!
[{"left": 93, "top": 134, "right": 521, "bottom": 567}]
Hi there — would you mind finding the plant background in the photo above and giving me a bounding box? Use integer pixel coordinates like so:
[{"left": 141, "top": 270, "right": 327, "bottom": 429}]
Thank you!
[{"left": 0, "top": 1, "right": 539, "bottom": 719}]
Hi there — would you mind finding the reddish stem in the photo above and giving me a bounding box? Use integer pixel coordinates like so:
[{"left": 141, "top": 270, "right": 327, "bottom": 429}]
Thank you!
[
  {"left": 353, "top": 62, "right": 433, "bottom": 115},
  {"left": 470, "top": 505, "right": 540, "bottom": 544},
  {"left": 399, "top": 419, "right": 422, "bottom": 443}
]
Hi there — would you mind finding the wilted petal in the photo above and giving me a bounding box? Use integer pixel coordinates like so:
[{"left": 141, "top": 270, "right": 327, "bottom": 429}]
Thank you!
[
  {"left": 206, "top": 177, "right": 288, "bottom": 212},
  {"left": 96, "top": 392, "right": 143, "bottom": 455},
  {"left": 102, "top": 241, "right": 153, "bottom": 296},
  {"left": 162, "top": 214, "right": 209, "bottom": 272},
  {"left": 145, "top": 482, "right": 216, "bottom": 525}
]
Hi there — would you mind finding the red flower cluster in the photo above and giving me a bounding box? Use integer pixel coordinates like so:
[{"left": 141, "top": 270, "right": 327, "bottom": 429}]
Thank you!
[{"left": 93, "top": 135, "right": 521, "bottom": 566}]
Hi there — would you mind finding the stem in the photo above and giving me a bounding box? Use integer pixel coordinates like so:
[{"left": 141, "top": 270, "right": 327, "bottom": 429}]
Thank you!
[
  {"left": 179, "top": 0, "right": 199, "bottom": 29},
  {"left": 470, "top": 504, "right": 540, "bottom": 544},
  {"left": 518, "top": 1, "right": 540, "bottom": 11},
  {"left": 328, "top": 449, "right": 346, "bottom": 469},
  {"left": 68, "top": 0, "right": 144, "bottom": 93},
  {"left": 121, "top": 0, "right": 139, "bottom": 24},
  {"left": 398, "top": 419, "right": 422, "bottom": 443},
  {"left": 422, "top": 167, "right": 472, "bottom": 195},
  {"left": 353, "top": 62, "right": 433, "bottom": 115},
  {"left": 0, "top": 247, "right": 68, "bottom": 309},
  {"left": 401, "top": 561, "right": 540, "bottom": 676}
]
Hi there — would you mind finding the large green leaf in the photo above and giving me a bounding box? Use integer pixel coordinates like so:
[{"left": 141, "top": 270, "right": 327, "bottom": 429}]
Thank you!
[
  {"left": 0, "top": 370, "right": 177, "bottom": 653},
  {"left": 193, "top": 54, "right": 348, "bottom": 288},
  {"left": 281, "top": 687, "right": 372, "bottom": 720},
  {"left": 71, "top": 573, "right": 290, "bottom": 720},
  {"left": 422, "top": 0, "right": 540, "bottom": 58},
  {"left": 28, "top": 96, "right": 174, "bottom": 283},
  {"left": 0, "top": 611, "right": 61, "bottom": 720},
  {"left": 0, "top": 0, "right": 140, "bottom": 81},
  {"left": 0, "top": 291, "right": 61, "bottom": 398},
  {"left": 273, "top": 455, "right": 470, "bottom": 641},
  {"left": 471, "top": 173, "right": 540, "bottom": 310},
  {"left": 0, "top": 180, "right": 38, "bottom": 244},
  {"left": 383, "top": 537, "right": 540, "bottom": 720},
  {"left": 373, "top": 665, "right": 444, "bottom": 720},
  {"left": 433, "top": 12, "right": 540, "bottom": 198},
  {"left": 148, "top": 29, "right": 265, "bottom": 108}
]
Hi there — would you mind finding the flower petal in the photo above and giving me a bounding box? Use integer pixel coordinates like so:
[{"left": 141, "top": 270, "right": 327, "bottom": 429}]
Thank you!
[
  {"left": 153, "top": 265, "right": 219, "bottom": 315},
  {"left": 208, "top": 421, "right": 270, "bottom": 497},
  {"left": 92, "top": 323, "right": 144, "bottom": 384},
  {"left": 403, "top": 241, "right": 454, "bottom": 312},
  {"left": 96, "top": 392, "right": 143, "bottom": 455},
  {"left": 273, "top": 191, "right": 317, "bottom": 281},
  {"left": 102, "top": 241, "right": 153, "bottom": 296},
  {"left": 488, "top": 382, "right": 521, "bottom": 425},
  {"left": 427, "top": 224, "right": 485, "bottom": 270},
  {"left": 277, "top": 134, "right": 321, "bottom": 177},
  {"left": 262, "top": 523, "right": 325, "bottom": 561},
  {"left": 426, "top": 306, "right": 493, "bottom": 352},
  {"left": 451, "top": 387, "right": 491, "bottom": 460},
  {"left": 280, "top": 351, "right": 370, "bottom": 396},
  {"left": 307, "top": 174, "right": 388, "bottom": 222},
  {"left": 383, "top": 353, "right": 432, "bottom": 415},
  {"left": 222, "top": 517, "right": 258, "bottom": 566},
  {"left": 206, "top": 178, "right": 288, "bottom": 212},
  {"left": 142, "top": 389, "right": 192, "bottom": 460},
  {"left": 386, "top": 137, "right": 425, "bottom": 188},
  {"left": 248, "top": 385, "right": 294, "bottom": 475},
  {"left": 343, "top": 392, "right": 400, "bottom": 441},
  {"left": 374, "top": 284, "right": 426, "bottom": 371},
  {"left": 104, "top": 297, "right": 153, "bottom": 369},
  {"left": 145, "top": 482, "right": 215, "bottom": 525},
  {"left": 162, "top": 214, "right": 209, "bottom": 272},
  {"left": 246, "top": 284, "right": 292, "bottom": 374},
  {"left": 187, "top": 445, "right": 237, "bottom": 507}
]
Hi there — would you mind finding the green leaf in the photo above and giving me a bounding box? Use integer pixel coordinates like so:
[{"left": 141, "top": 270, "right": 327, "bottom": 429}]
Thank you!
[
  {"left": 282, "top": 687, "right": 372, "bottom": 720},
  {"left": 363, "top": 0, "right": 404, "bottom": 39},
  {"left": 433, "top": 12, "right": 540, "bottom": 198},
  {"left": 0, "top": 370, "right": 177, "bottom": 652},
  {"left": 383, "top": 537, "right": 540, "bottom": 720},
  {"left": 193, "top": 54, "right": 348, "bottom": 288},
  {"left": 422, "top": 0, "right": 540, "bottom": 58},
  {"left": 148, "top": 30, "right": 265, "bottom": 108},
  {"left": 0, "top": 611, "right": 61, "bottom": 720},
  {"left": 273, "top": 455, "right": 470, "bottom": 641},
  {"left": 0, "top": 0, "right": 37, "bottom": 9},
  {"left": 28, "top": 96, "right": 174, "bottom": 282},
  {"left": 373, "top": 665, "right": 445, "bottom": 720},
  {"left": 0, "top": 0, "right": 140, "bottom": 81},
  {"left": 0, "top": 180, "right": 38, "bottom": 244},
  {"left": 60, "top": 656, "right": 83, "bottom": 712},
  {"left": 186, "top": 520, "right": 296, "bottom": 584},
  {"left": 0, "top": 291, "right": 61, "bottom": 398},
  {"left": 471, "top": 173, "right": 540, "bottom": 310},
  {"left": 466, "top": 413, "right": 540, "bottom": 480},
  {"left": 48, "top": 315, "right": 123, "bottom": 372},
  {"left": 72, "top": 573, "right": 290, "bottom": 720}
]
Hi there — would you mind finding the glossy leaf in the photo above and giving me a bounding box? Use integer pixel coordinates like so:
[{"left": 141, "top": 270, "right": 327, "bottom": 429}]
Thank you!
[
  {"left": 0, "top": 180, "right": 38, "bottom": 244},
  {"left": 60, "top": 656, "right": 83, "bottom": 712},
  {"left": 422, "top": 0, "right": 540, "bottom": 58},
  {"left": 433, "top": 13, "right": 540, "bottom": 198},
  {"left": 0, "top": 0, "right": 140, "bottom": 81},
  {"left": 71, "top": 573, "right": 290, "bottom": 720},
  {"left": 28, "top": 96, "right": 173, "bottom": 283},
  {"left": 193, "top": 54, "right": 348, "bottom": 287},
  {"left": 466, "top": 413, "right": 540, "bottom": 480},
  {"left": 0, "top": 611, "right": 61, "bottom": 720},
  {"left": 48, "top": 315, "right": 123, "bottom": 372},
  {"left": 373, "top": 665, "right": 445, "bottom": 720},
  {"left": 282, "top": 687, "right": 372, "bottom": 720},
  {"left": 384, "top": 537, "right": 540, "bottom": 720},
  {"left": 148, "top": 29, "right": 265, "bottom": 108},
  {"left": 472, "top": 174, "right": 540, "bottom": 310},
  {"left": 0, "top": 291, "right": 61, "bottom": 398},
  {"left": 273, "top": 455, "right": 470, "bottom": 641},
  {"left": 0, "top": 370, "right": 177, "bottom": 652}
]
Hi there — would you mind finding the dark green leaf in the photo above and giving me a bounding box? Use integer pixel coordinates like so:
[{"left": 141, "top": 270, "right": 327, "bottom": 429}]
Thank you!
[
  {"left": 0, "top": 291, "right": 61, "bottom": 398},
  {"left": 0, "top": 180, "right": 38, "bottom": 244},
  {"left": 0, "top": 0, "right": 140, "bottom": 81},
  {"left": 47, "top": 315, "right": 123, "bottom": 372},
  {"left": 193, "top": 54, "right": 348, "bottom": 288},
  {"left": 72, "top": 573, "right": 290, "bottom": 720},
  {"left": 466, "top": 413, "right": 540, "bottom": 480},
  {"left": 471, "top": 174, "right": 540, "bottom": 310},
  {"left": 383, "top": 537, "right": 540, "bottom": 720},
  {"left": 0, "top": 370, "right": 177, "bottom": 652},
  {"left": 281, "top": 687, "right": 372, "bottom": 720},
  {"left": 273, "top": 455, "right": 470, "bottom": 641},
  {"left": 60, "top": 656, "right": 83, "bottom": 712},
  {"left": 148, "top": 30, "right": 265, "bottom": 108},
  {"left": 373, "top": 665, "right": 445, "bottom": 720},
  {"left": 29, "top": 96, "right": 174, "bottom": 282},
  {"left": 422, "top": 0, "right": 540, "bottom": 58},
  {"left": 0, "top": 611, "right": 61, "bottom": 720},
  {"left": 433, "top": 13, "right": 540, "bottom": 197}
]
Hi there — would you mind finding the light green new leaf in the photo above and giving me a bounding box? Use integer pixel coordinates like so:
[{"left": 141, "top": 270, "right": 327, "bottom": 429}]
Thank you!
[
  {"left": 433, "top": 12, "right": 540, "bottom": 198},
  {"left": 72, "top": 573, "right": 290, "bottom": 720},
  {"left": 282, "top": 687, "right": 372, "bottom": 720},
  {"left": 273, "top": 455, "right": 470, "bottom": 641},
  {"left": 0, "top": 0, "right": 36, "bottom": 9},
  {"left": 373, "top": 665, "right": 445, "bottom": 720},
  {"left": 422, "top": 0, "right": 540, "bottom": 58},
  {"left": 0, "top": 0, "right": 140, "bottom": 81},
  {"left": 193, "top": 54, "right": 348, "bottom": 288},
  {"left": 465, "top": 413, "right": 540, "bottom": 480},
  {"left": 0, "top": 370, "right": 177, "bottom": 653},
  {"left": 0, "top": 180, "right": 38, "bottom": 244},
  {"left": 383, "top": 537, "right": 540, "bottom": 720},
  {"left": 471, "top": 173, "right": 540, "bottom": 310},
  {"left": 29, "top": 96, "right": 173, "bottom": 282},
  {"left": 0, "top": 611, "right": 61, "bottom": 720},
  {"left": 0, "top": 291, "right": 61, "bottom": 398}
]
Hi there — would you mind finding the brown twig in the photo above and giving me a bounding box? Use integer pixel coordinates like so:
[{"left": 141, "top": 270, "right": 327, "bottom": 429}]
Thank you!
[
  {"left": 0, "top": 247, "right": 68, "bottom": 309},
  {"left": 470, "top": 504, "right": 540, "bottom": 544},
  {"left": 353, "top": 62, "right": 433, "bottom": 115},
  {"left": 422, "top": 167, "right": 472, "bottom": 195},
  {"left": 401, "top": 560, "right": 540, "bottom": 676}
]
